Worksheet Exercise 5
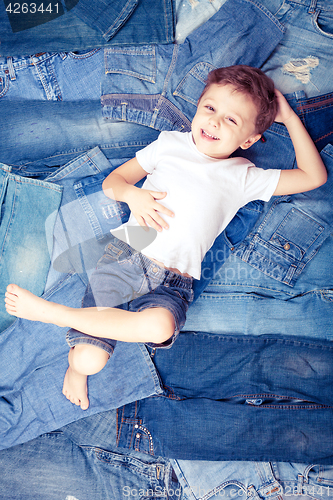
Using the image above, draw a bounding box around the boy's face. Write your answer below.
[191,84,261,159]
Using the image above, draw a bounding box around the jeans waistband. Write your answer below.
[0,162,62,192]
[0,52,67,76]
[111,236,193,290]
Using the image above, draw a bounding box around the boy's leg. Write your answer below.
[63,344,110,411]
[5,284,175,410]
[5,284,175,344]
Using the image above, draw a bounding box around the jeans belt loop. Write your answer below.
[6,57,16,81]
[308,0,317,14]
[297,474,304,494]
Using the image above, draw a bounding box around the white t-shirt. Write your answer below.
[119,131,280,279]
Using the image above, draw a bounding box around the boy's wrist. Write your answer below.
[283,110,299,127]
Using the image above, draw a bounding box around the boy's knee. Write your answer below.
[148,308,175,345]
[69,344,110,376]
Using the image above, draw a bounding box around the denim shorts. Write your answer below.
[66,236,194,354]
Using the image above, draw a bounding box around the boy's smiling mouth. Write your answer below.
[201,129,219,140]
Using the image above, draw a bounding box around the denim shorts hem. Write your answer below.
[137,303,180,349]
[66,329,116,356]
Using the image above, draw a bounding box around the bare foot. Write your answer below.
[62,365,89,410]
[5,284,65,325]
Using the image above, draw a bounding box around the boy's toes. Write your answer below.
[80,397,89,411]
[6,284,19,295]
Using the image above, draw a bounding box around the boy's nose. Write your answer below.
[209,116,219,127]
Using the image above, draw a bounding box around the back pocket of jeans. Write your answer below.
[173,61,216,106]
[104,45,156,83]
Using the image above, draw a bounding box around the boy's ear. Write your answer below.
[240,134,261,150]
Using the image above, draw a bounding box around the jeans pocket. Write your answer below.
[173,61,216,106]
[313,10,333,38]
[307,464,333,485]
[269,208,324,261]
[66,48,101,59]
[104,45,156,83]
[0,72,9,98]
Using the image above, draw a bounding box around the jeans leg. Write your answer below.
[0,99,160,176]
[115,332,333,462]
[0,166,62,332]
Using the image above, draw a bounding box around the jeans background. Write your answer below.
[0,0,333,496]
[0,410,182,500]
[0,0,175,56]
[0,165,62,332]
[260,0,333,98]
[2,410,333,500]
[100,0,285,132]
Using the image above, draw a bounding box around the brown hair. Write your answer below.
[199,65,278,135]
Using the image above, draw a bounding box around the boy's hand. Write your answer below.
[128,187,174,232]
[274,89,295,125]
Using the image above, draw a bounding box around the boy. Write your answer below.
[5,66,327,410]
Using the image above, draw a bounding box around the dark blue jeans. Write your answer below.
[117,331,333,464]
[0,0,175,56]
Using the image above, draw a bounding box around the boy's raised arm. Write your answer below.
[273,90,327,196]
[102,157,174,232]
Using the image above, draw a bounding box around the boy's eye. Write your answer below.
[227,117,237,125]
[205,105,215,112]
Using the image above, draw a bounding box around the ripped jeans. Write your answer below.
[260,0,333,97]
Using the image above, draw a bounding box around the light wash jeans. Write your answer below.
[0,0,175,56]
[260,0,333,97]
[0,410,182,500]
[0,164,62,332]
[174,0,227,43]
[173,459,333,500]
[0,49,105,101]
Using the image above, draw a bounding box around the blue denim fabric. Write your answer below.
[0,410,182,500]
[43,146,119,289]
[0,163,62,332]
[260,0,333,98]
[172,460,333,500]
[234,145,333,287]
[100,0,285,131]
[66,236,194,353]
[0,0,175,56]
[2,410,333,500]
[174,0,227,43]
[0,49,104,101]
[0,272,162,451]
[0,99,160,178]
[116,332,333,463]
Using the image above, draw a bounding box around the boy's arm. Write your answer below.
[273,90,327,196]
[102,157,174,231]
